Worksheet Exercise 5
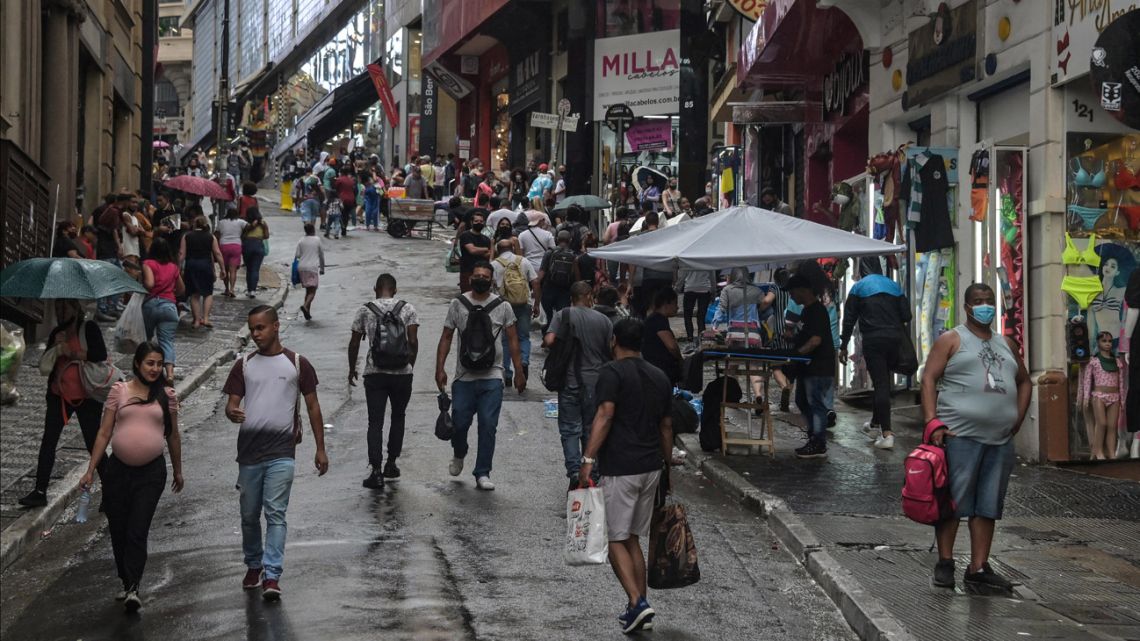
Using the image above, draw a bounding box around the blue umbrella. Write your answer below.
[0,258,147,300]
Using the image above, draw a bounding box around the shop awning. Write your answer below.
[737,0,861,89]
[271,69,376,159]
[710,66,748,122]
[421,0,511,67]
[232,64,275,106]
[731,101,823,124]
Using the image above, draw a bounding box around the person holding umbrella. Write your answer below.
[19,299,110,507]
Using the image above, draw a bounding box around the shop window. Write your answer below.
[159,16,181,38]
[596,0,680,38]
[1063,132,1139,460]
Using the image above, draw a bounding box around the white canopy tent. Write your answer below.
[588,205,904,271]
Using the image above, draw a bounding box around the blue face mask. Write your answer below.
[970,304,996,325]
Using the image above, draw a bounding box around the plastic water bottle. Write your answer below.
[75,489,91,524]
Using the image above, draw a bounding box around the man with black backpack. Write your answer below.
[435,261,526,491]
[537,230,579,332]
[349,273,420,489]
[543,282,613,489]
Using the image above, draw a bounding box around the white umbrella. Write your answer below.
[588,205,904,271]
[628,212,689,233]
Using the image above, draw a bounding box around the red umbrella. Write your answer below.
[164,175,233,200]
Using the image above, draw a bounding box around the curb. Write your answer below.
[0,279,289,573]
[675,433,916,641]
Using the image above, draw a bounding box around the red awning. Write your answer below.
[737,0,862,89]
[421,0,511,67]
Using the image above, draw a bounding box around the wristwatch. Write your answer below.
[581,456,596,465]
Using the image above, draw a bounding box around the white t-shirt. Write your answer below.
[120,214,141,257]
[518,226,555,272]
[294,235,324,273]
[491,251,539,305]
[554,178,566,203]
[217,218,248,245]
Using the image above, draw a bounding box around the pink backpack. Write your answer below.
[901,420,957,525]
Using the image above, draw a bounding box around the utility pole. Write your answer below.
[140,0,157,191]
[214,0,231,175]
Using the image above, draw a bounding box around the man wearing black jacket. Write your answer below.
[839,266,911,450]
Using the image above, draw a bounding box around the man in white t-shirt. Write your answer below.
[435,261,526,491]
[491,240,541,383]
[518,222,555,273]
[349,273,420,489]
[554,165,568,204]
[223,306,329,601]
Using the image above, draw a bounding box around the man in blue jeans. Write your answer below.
[544,282,613,490]
[785,275,836,459]
[435,262,526,491]
[224,306,329,601]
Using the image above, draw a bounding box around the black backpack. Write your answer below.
[546,247,576,288]
[541,308,581,392]
[366,300,411,370]
[457,296,505,372]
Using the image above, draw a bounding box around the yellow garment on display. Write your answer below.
[281,181,294,211]
[720,167,734,194]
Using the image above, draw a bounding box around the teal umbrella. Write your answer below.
[552,195,611,211]
[0,258,147,300]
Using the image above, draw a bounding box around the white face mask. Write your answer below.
[833,194,850,206]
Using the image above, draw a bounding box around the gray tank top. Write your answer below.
[935,325,1020,445]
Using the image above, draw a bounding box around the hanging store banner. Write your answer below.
[510,49,547,116]
[419,74,438,157]
[726,0,764,22]
[903,0,978,109]
[367,63,400,128]
[424,60,474,100]
[625,120,673,151]
[1052,0,1137,86]
[593,30,681,120]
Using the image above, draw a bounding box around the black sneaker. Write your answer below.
[933,559,955,588]
[382,460,401,479]
[827,410,837,428]
[964,563,1013,591]
[18,489,47,508]
[362,472,384,489]
[779,388,791,412]
[794,441,828,459]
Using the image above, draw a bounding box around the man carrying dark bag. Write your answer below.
[647,465,700,590]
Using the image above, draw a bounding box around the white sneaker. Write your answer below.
[860,422,879,440]
[448,457,464,477]
[476,476,495,491]
[873,434,895,450]
[1131,437,1139,459]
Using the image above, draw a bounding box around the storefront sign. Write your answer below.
[1053,0,1138,85]
[593,30,681,120]
[903,0,978,109]
[737,0,795,85]
[1088,8,1140,129]
[460,56,479,75]
[424,61,473,100]
[419,74,438,157]
[625,120,673,151]
[367,63,400,128]
[823,51,868,117]
[509,50,546,116]
[726,0,765,22]
[530,112,579,132]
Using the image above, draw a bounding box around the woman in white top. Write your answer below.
[294,223,326,320]
[215,208,247,298]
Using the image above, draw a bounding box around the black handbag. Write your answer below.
[894,333,919,376]
[434,391,454,441]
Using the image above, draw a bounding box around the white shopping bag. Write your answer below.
[113,294,147,353]
[564,485,608,565]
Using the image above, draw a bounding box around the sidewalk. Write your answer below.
[0,263,286,571]
[678,397,1140,641]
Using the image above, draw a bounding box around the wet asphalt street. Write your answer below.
[0,211,855,641]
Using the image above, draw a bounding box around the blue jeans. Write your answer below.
[365,207,379,228]
[451,379,503,479]
[558,385,597,479]
[242,241,265,293]
[98,258,122,313]
[142,297,179,364]
[502,303,530,379]
[795,376,835,445]
[945,437,1015,519]
[237,458,295,580]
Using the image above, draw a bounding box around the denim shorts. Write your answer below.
[945,437,1015,520]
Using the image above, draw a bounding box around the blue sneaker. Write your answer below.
[618,598,655,634]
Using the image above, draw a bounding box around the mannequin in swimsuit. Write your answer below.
[1089,256,1127,342]
[1077,332,1125,459]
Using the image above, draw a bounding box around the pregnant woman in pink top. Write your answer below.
[80,341,184,613]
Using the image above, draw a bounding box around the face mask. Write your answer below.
[471,278,492,294]
[970,304,996,325]
[833,194,850,206]
[472,223,485,233]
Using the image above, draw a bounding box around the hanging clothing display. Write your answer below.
[969,149,990,222]
[905,153,955,252]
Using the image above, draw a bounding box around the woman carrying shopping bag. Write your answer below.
[79,341,183,613]
[18,300,110,508]
[141,238,184,384]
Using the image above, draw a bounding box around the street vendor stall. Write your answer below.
[589,205,904,455]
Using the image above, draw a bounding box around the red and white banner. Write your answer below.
[367,63,400,129]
